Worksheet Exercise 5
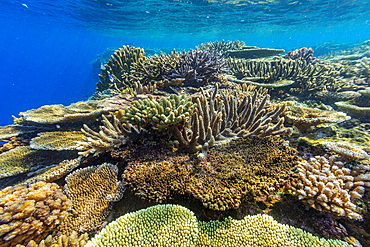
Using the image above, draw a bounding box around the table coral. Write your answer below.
[19,101,105,124]
[335,101,370,118]
[85,204,199,247]
[292,156,370,220]
[0,137,29,154]
[283,101,350,133]
[30,131,85,151]
[0,146,37,179]
[123,136,298,211]
[198,39,246,55]
[54,163,125,236]
[323,141,370,160]
[0,181,71,247]
[84,204,351,247]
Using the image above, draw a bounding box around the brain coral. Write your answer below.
[55,163,125,236]
[0,181,71,247]
[84,204,351,247]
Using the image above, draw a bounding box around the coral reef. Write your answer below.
[335,101,370,118]
[24,158,81,184]
[76,114,144,157]
[283,101,351,133]
[30,131,85,151]
[122,94,196,129]
[284,47,321,64]
[55,163,125,235]
[123,136,298,211]
[323,141,370,160]
[197,214,350,246]
[198,39,246,55]
[227,46,285,59]
[19,231,88,247]
[0,147,38,179]
[96,46,146,92]
[85,204,198,247]
[0,125,50,141]
[0,137,29,154]
[0,181,71,247]
[84,204,351,247]
[292,156,370,220]
[19,101,105,124]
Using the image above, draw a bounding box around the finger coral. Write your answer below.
[0,181,71,247]
[85,204,199,247]
[55,163,125,235]
[292,156,370,220]
[20,231,88,247]
[84,204,351,247]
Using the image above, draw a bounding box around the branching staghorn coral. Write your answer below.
[55,163,125,236]
[96,46,146,92]
[76,114,145,157]
[197,39,246,55]
[171,85,292,155]
[227,58,349,95]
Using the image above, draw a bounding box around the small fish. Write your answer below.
[22,3,28,8]
[100,63,106,70]
[108,74,114,83]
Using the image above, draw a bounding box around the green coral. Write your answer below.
[85,204,351,247]
[122,94,196,129]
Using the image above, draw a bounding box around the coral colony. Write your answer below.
[1,40,370,247]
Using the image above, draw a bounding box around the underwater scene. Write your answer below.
[1,0,370,246]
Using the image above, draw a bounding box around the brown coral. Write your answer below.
[0,182,71,247]
[122,136,298,211]
[55,163,125,236]
[0,137,29,154]
[292,156,370,220]
[20,231,88,247]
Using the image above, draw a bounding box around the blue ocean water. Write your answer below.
[1,0,369,126]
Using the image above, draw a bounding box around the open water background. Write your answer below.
[1,0,370,126]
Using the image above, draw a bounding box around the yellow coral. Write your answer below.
[0,182,71,247]
[85,204,351,247]
[0,147,36,179]
[30,131,85,151]
[18,231,88,247]
[292,156,369,220]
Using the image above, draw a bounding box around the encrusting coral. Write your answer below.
[292,156,370,220]
[84,204,351,247]
[123,136,298,211]
[0,182,71,247]
[54,163,125,236]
